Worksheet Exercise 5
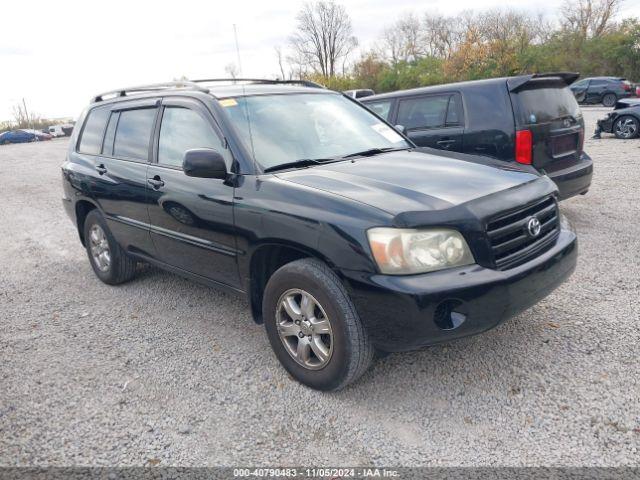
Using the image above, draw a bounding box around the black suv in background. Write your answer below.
[62,79,577,390]
[570,76,633,107]
[362,73,593,200]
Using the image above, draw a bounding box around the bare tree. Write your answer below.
[275,46,287,79]
[225,63,239,79]
[560,0,623,38]
[12,100,39,130]
[378,13,426,64]
[289,1,358,77]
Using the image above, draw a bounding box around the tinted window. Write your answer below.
[158,107,228,168]
[366,100,393,120]
[514,87,581,125]
[397,95,450,130]
[590,80,608,87]
[573,79,588,88]
[78,107,110,154]
[446,94,463,126]
[113,108,156,160]
[101,112,119,156]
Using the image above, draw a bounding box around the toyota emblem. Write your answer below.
[527,217,542,237]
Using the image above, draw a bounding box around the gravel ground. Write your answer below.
[1,107,639,467]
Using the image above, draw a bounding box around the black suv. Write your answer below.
[570,76,633,107]
[362,73,593,200]
[62,79,577,390]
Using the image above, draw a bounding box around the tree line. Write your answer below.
[281,0,640,92]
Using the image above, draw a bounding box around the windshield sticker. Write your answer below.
[371,123,404,143]
[219,98,238,107]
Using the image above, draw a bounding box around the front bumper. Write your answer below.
[597,116,615,133]
[342,228,577,352]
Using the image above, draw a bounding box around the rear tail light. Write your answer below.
[515,129,533,165]
[623,82,631,91]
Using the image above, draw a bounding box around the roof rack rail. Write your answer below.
[92,81,210,103]
[190,78,326,89]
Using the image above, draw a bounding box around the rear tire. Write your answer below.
[263,258,374,391]
[83,210,137,285]
[613,115,639,139]
[602,93,617,107]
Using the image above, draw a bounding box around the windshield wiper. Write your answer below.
[341,147,408,159]
[263,158,334,173]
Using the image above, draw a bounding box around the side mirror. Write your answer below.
[395,125,406,134]
[183,149,227,179]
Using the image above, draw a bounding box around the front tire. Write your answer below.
[613,115,639,139]
[263,258,374,391]
[83,210,137,285]
[602,93,617,107]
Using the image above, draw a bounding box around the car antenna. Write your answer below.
[233,24,258,174]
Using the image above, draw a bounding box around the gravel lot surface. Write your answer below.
[1,107,639,467]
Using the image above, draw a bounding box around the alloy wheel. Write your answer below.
[89,224,111,272]
[276,288,333,370]
[603,94,616,107]
[615,118,638,139]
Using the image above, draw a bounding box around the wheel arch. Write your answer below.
[75,199,100,246]
[247,241,341,324]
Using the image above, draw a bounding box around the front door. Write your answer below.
[146,98,239,288]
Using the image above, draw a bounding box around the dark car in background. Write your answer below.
[570,76,633,107]
[595,98,640,139]
[0,129,37,144]
[362,73,593,200]
[61,79,577,390]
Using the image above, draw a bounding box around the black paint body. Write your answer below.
[62,85,577,352]
[362,75,594,200]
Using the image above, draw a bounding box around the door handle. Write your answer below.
[96,164,107,175]
[147,176,165,189]
[436,139,456,148]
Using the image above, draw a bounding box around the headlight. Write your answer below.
[367,228,475,275]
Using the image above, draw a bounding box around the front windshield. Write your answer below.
[219,92,410,170]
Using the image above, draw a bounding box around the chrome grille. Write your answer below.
[487,196,559,270]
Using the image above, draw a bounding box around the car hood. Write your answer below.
[275,149,540,215]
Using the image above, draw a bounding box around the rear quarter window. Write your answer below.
[513,87,581,125]
[78,107,111,155]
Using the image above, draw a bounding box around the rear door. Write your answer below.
[395,93,464,152]
[77,101,156,256]
[146,97,239,288]
[586,79,608,103]
[510,80,584,172]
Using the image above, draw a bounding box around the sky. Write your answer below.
[1,0,639,122]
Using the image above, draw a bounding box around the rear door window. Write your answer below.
[101,112,119,156]
[113,108,157,161]
[397,95,450,130]
[78,107,111,154]
[365,100,393,120]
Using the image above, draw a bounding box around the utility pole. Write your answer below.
[233,24,242,79]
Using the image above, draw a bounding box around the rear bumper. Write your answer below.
[546,152,593,200]
[342,228,577,352]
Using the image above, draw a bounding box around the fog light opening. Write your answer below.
[434,300,466,330]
